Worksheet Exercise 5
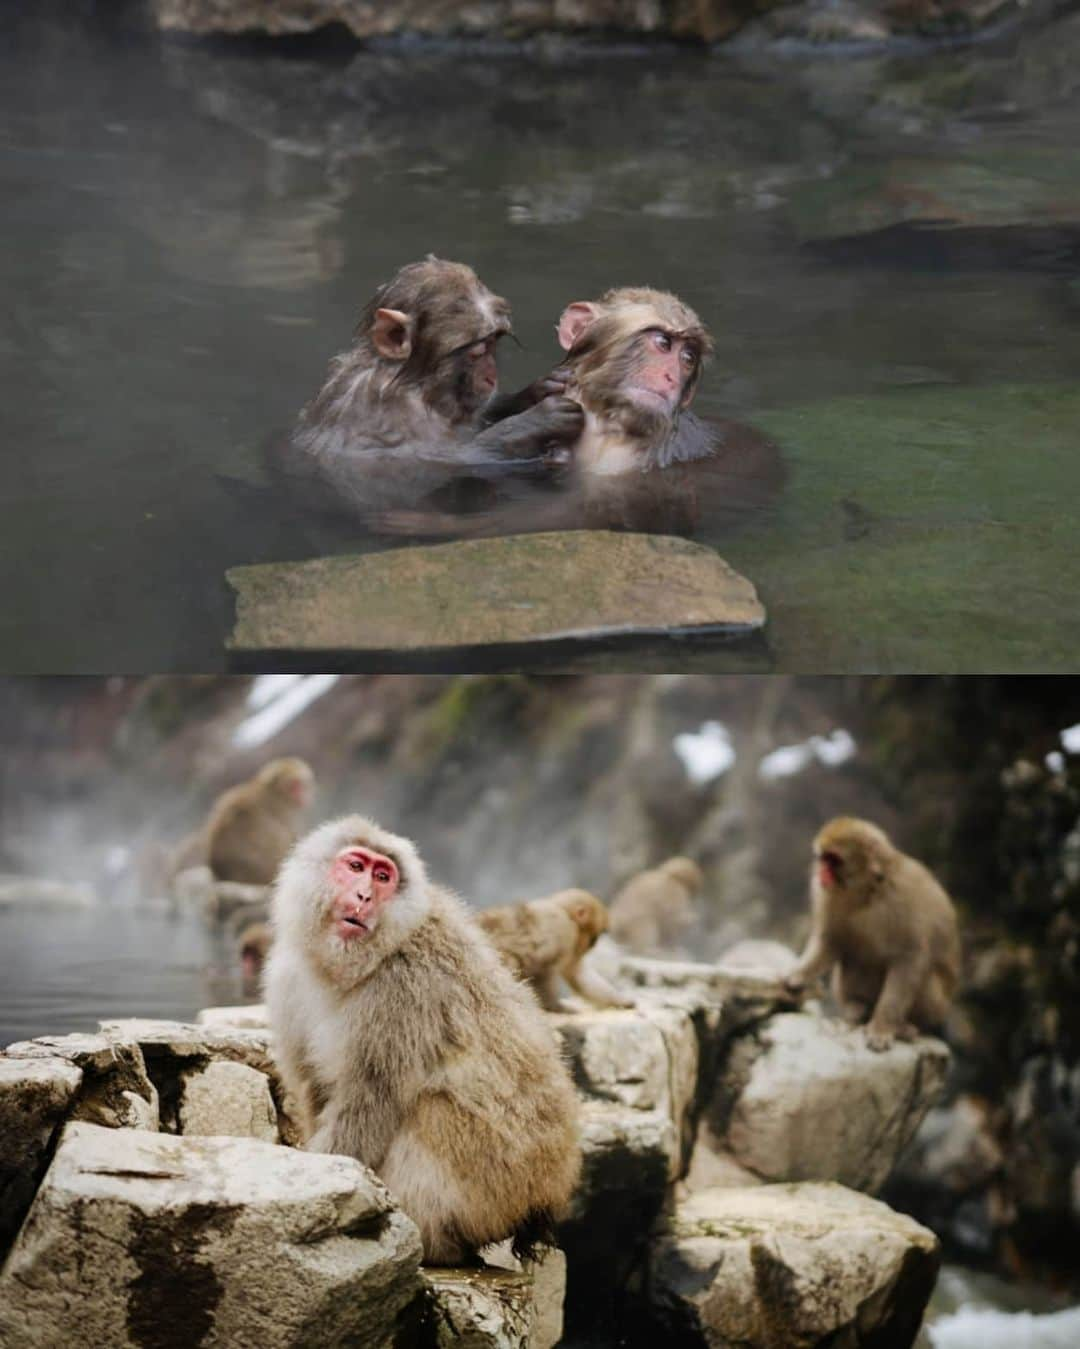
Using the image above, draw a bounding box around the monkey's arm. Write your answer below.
[482,370,570,424]
[563,960,634,1010]
[784,930,834,994]
[472,395,583,460]
[865,951,929,1051]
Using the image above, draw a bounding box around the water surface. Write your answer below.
[2,5,1079,670]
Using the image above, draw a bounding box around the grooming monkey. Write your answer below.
[479,889,634,1011]
[379,285,783,537]
[264,816,581,1264]
[608,856,705,955]
[272,256,582,517]
[785,817,961,1051]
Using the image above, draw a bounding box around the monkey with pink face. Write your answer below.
[264,815,581,1265]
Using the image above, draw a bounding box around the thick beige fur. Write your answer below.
[608,857,704,955]
[786,816,961,1050]
[265,815,582,1263]
[479,889,632,1011]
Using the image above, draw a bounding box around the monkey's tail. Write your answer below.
[511,1207,559,1263]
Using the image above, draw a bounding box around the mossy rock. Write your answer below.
[226,531,765,669]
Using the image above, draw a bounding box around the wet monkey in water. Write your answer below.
[380,286,784,537]
[271,256,583,517]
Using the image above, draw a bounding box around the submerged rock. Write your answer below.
[696,1009,950,1193]
[648,1182,940,1348]
[226,533,765,666]
[0,1122,423,1349]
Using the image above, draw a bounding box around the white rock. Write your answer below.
[716,939,799,977]
[425,1247,566,1349]
[196,1004,270,1029]
[649,1182,940,1348]
[0,1122,423,1349]
[179,1060,279,1142]
[699,1009,949,1193]
[0,1057,82,1254]
[5,1032,159,1132]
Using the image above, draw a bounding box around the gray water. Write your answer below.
[2,5,1080,671]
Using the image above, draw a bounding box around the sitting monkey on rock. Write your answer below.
[265,816,581,1265]
[785,817,961,1051]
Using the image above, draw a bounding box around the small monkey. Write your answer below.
[785,817,961,1052]
[206,757,315,886]
[264,816,581,1264]
[608,856,705,955]
[272,256,582,518]
[238,921,272,985]
[478,889,634,1011]
[379,287,782,538]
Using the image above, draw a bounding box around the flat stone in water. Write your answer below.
[226,531,765,663]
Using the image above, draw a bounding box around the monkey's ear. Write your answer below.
[372,308,415,361]
[557,302,600,352]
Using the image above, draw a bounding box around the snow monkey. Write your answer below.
[478,889,634,1011]
[608,856,705,955]
[205,757,315,886]
[272,256,583,517]
[377,286,784,538]
[264,815,582,1264]
[784,817,961,1051]
[162,757,315,893]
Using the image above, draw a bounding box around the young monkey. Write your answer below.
[479,889,634,1011]
[785,817,961,1051]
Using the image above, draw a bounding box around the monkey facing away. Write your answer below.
[271,256,583,518]
[608,856,705,956]
[206,757,315,887]
[784,817,961,1052]
[161,757,314,896]
[379,286,783,539]
[478,889,633,1011]
[264,815,582,1264]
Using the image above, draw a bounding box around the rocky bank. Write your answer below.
[1,951,947,1347]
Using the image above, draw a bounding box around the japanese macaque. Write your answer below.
[205,758,315,887]
[271,256,583,517]
[478,889,634,1011]
[238,921,271,984]
[608,856,705,955]
[264,816,582,1264]
[379,287,783,538]
[784,817,961,1051]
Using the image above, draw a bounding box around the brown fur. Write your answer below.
[206,757,314,887]
[238,921,272,982]
[377,287,783,539]
[274,256,582,516]
[265,816,582,1265]
[608,856,705,955]
[479,889,633,1011]
[785,817,961,1051]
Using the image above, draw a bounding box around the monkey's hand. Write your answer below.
[864,1026,895,1053]
[485,369,570,422]
[473,397,584,464]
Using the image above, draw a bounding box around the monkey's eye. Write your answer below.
[374,867,392,883]
[348,857,366,872]
[466,340,492,360]
[650,330,673,353]
[680,348,698,371]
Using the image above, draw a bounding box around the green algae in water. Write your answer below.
[720,382,1080,672]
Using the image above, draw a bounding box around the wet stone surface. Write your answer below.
[227,531,766,667]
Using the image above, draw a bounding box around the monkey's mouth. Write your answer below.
[336,914,371,939]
